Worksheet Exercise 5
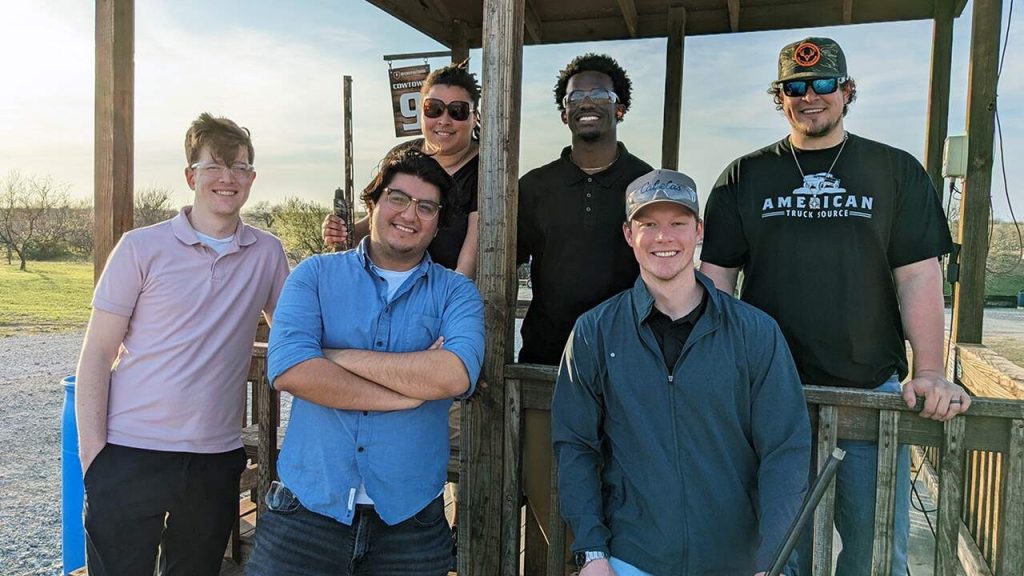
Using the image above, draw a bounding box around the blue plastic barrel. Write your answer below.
[61,375,85,574]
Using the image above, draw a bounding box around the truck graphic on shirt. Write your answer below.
[792,172,846,195]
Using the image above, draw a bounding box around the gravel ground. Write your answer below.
[0,331,85,576]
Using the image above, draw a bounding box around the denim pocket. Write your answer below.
[411,496,446,528]
[265,481,301,514]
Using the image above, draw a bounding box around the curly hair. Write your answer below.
[184,112,254,165]
[553,53,632,114]
[361,146,456,228]
[421,60,481,110]
[768,77,858,117]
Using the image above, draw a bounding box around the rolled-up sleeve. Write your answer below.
[439,275,485,399]
[551,316,611,554]
[267,257,326,387]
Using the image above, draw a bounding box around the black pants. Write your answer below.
[83,443,247,576]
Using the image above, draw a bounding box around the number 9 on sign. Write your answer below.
[400,93,421,132]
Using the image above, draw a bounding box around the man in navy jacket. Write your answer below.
[552,169,810,576]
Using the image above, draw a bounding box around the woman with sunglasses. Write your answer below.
[324,61,481,279]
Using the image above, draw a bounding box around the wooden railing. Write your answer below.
[242,344,1024,575]
[917,343,1024,575]
[504,362,1024,576]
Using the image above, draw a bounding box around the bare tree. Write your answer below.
[134,187,176,228]
[0,171,73,270]
[275,196,330,264]
[243,200,282,233]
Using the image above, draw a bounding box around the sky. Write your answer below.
[1,0,1021,221]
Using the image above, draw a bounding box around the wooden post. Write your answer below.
[460,0,524,574]
[870,411,899,576]
[661,6,686,170]
[936,417,966,576]
[813,405,839,576]
[924,0,955,197]
[94,0,134,282]
[451,19,470,64]
[997,420,1024,576]
[951,0,1002,345]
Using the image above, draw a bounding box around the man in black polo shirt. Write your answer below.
[517,53,653,569]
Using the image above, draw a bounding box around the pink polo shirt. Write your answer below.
[92,207,289,453]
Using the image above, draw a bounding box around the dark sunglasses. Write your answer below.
[778,77,846,97]
[422,98,473,121]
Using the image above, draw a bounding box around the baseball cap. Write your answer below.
[625,169,699,221]
[777,37,847,81]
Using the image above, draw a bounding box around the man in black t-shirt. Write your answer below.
[701,37,968,576]
[517,54,653,572]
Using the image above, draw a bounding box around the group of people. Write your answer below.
[76,36,969,576]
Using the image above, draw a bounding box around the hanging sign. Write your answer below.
[388,64,430,137]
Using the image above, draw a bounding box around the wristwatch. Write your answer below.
[575,550,609,569]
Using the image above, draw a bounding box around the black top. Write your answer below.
[517,143,653,365]
[393,138,479,270]
[645,288,708,371]
[702,133,953,389]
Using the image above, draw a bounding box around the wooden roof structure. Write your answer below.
[92,1,1010,574]
[368,0,968,45]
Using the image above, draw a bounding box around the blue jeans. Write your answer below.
[247,482,451,576]
[796,376,910,576]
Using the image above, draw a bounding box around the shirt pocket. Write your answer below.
[404,314,442,351]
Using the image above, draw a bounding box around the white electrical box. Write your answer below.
[942,134,968,178]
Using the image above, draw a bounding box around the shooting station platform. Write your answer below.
[89,0,1022,574]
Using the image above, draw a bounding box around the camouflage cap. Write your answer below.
[777,37,847,81]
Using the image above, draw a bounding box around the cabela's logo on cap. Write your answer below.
[636,179,692,199]
[793,42,821,67]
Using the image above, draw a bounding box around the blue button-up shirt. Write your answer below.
[267,239,485,525]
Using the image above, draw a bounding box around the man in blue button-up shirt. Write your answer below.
[248,147,485,576]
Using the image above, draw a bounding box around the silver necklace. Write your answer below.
[573,151,620,173]
[789,132,848,187]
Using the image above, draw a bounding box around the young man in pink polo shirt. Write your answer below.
[75,113,289,576]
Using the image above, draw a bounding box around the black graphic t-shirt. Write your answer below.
[702,133,953,389]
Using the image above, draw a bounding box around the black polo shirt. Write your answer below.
[645,288,708,371]
[516,143,653,365]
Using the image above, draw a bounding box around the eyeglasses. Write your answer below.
[777,77,847,98]
[563,88,619,108]
[384,188,443,220]
[190,162,255,180]
[422,98,473,122]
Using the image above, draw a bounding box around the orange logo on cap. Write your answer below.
[793,42,821,67]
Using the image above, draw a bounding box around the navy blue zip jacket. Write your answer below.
[552,271,810,575]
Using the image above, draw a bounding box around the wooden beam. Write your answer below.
[936,417,966,576]
[451,19,470,63]
[94,0,134,283]
[843,0,854,23]
[365,0,453,47]
[870,410,899,575]
[813,405,839,576]
[924,0,955,196]
[951,0,1002,345]
[616,0,640,37]
[997,420,1024,575]
[727,0,740,32]
[461,1,524,575]
[524,0,543,44]
[661,6,686,170]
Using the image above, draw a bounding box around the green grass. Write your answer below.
[0,261,93,337]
